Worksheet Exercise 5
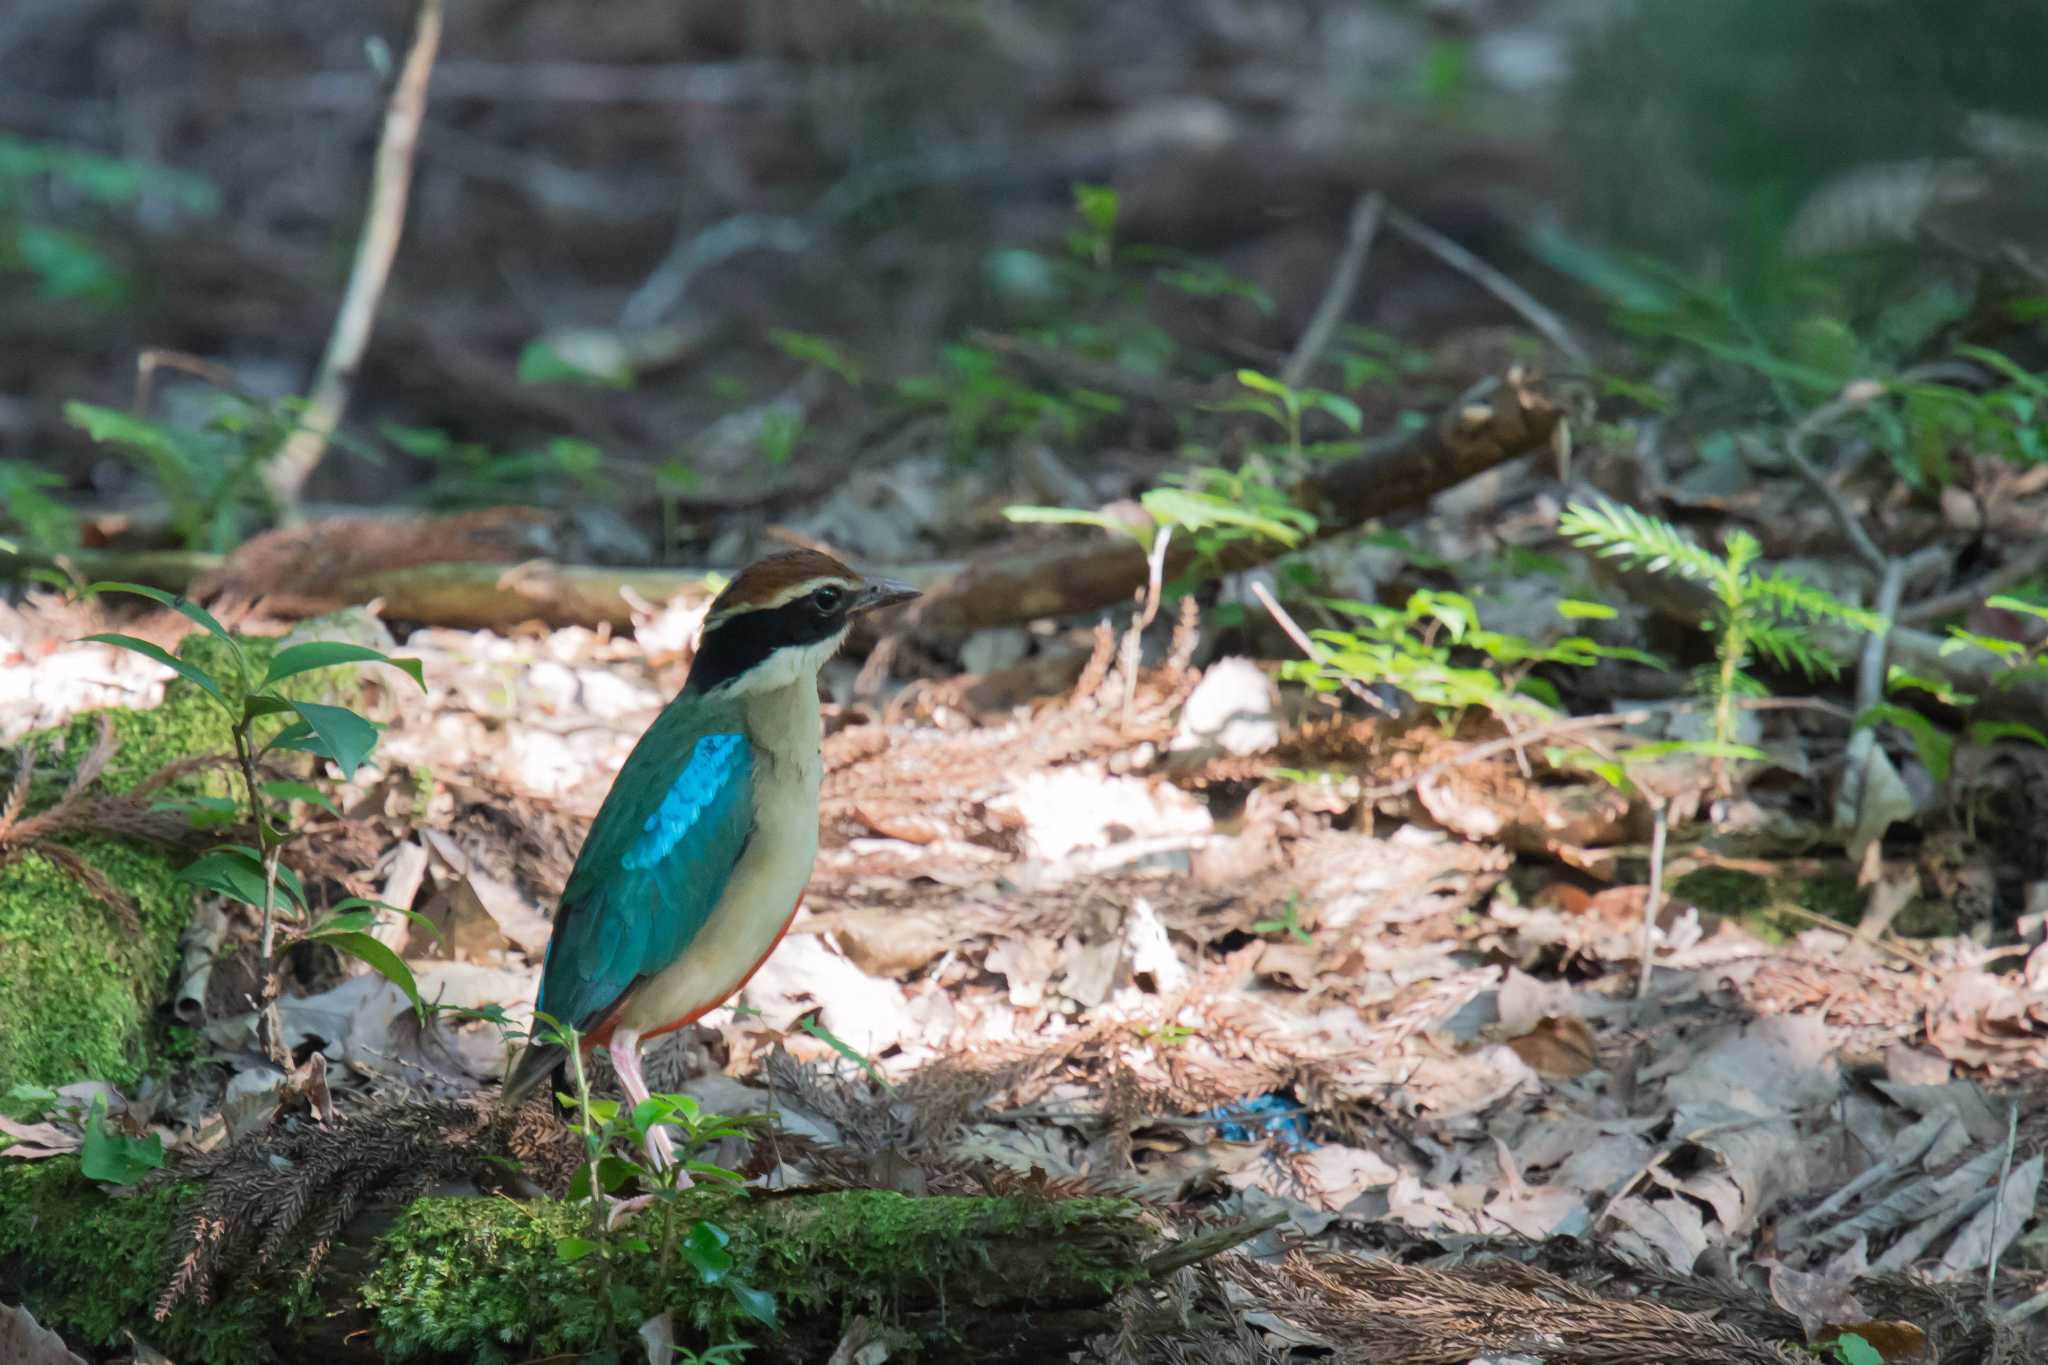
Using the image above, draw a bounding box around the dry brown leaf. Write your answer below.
[1826,1321,1928,1362]
[1766,1260,1868,1342]
[1504,1015,1598,1079]
[0,1115,78,1159]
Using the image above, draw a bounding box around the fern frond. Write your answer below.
[1745,620,1845,679]
[1747,571,1885,630]
[1558,501,1722,583]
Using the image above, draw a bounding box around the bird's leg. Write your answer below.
[607,1028,680,1176]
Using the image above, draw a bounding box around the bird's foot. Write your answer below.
[645,1121,678,1172]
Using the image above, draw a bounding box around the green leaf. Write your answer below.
[1,1083,58,1119]
[555,1236,599,1264]
[683,1220,735,1283]
[1966,720,2048,751]
[1858,703,1954,784]
[1072,182,1119,236]
[78,634,231,711]
[79,1095,164,1185]
[1556,599,1618,621]
[1985,594,2048,623]
[728,1281,778,1328]
[796,1017,891,1088]
[176,847,305,910]
[261,780,339,815]
[260,641,426,692]
[1002,504,1149,548]
[283,700,381,779]
[87,581,243,665]
[305,931,422,1015]
[1310,392,1363,433]
[329,896,446,944]
[1832,1333,1883,1365]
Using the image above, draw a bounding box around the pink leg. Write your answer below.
[607,1028,678,1173]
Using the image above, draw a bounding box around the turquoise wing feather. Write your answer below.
[535,701,755,1035]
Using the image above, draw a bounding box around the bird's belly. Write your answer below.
[619,810,816,1034]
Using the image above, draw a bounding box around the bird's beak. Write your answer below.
[850,577,920,617]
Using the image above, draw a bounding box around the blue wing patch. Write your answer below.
[623,732,748,871]
[536,729,754,1033]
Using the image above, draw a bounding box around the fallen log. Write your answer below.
[0,1156,1273,1364]
[1,369,1560,634]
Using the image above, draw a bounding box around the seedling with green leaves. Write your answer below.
[1288,588,1661,724]
[83,582,429,1060]
[1558,500,1885,753]
[537,1014,777,1354]
[1209,368,1363,462]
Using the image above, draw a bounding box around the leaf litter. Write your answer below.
[3,581,2045,1363]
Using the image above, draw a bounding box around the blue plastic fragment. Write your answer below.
[1201,1092,1313,1151]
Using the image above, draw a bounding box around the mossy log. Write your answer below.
[0,625,378,1087]
[0,1158,1223,1364]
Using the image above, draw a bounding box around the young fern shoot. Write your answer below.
[1557,501,1885,753]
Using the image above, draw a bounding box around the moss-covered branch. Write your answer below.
[1,1158,1186,1364]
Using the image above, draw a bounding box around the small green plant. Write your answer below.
[1209,369,1363,461]
[1067,182,1120,269]
[66,399,306,554]
[1828,1332,1883,1365]
[1006,461,1316,576]
[0,135,218,306]
[1292,588,1661,723]
[0,460,78,553]
[1558,500,1885,749]
[536,1014,776,1354]
[753,408,803,466]
[383,425,610,509]
[83,583,430,1056]
[1251,892,1313,943]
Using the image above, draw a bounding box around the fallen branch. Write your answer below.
[914,366,1564,632]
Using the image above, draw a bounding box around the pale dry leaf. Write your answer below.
[983,935,1061,1008]
[742,933,916,1056]
[1766,1260,1868,1342]
[1936,1151,2041,1278]
[1607,1194,1711,1273]
[0,1115,78,1159]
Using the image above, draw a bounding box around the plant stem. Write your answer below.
[233,724,289,1065]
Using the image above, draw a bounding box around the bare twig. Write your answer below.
[1637,800,1668,999]
[262,0,443,521]
[1902,538,2048,625]
[1250,581,1387,713]
[1121,527,1172,726]
[1281,191,1384,389]
[1782,389,1890,577]
[1384,205,1588,366]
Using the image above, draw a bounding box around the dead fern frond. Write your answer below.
[148,1096,573,1320]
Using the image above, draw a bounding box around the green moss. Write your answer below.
[0,629,315,1089]
[366,1188,1146,1363]
[1,1160,1150,1364]
[0,1160,276,1365]
[1674,867,1871,945]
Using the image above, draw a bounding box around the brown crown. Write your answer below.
[709,548,860,616]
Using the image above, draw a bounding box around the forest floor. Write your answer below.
[4,535,2045,1362]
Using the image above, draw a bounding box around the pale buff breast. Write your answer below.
[617,677,823,1034]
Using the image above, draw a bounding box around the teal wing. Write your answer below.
[534,703,755,1036]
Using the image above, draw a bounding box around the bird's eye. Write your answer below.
[812,584,846,613]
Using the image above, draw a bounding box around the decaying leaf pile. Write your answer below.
[3,562,2046,1364]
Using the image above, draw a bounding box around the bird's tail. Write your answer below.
[498,1038,569,1113]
